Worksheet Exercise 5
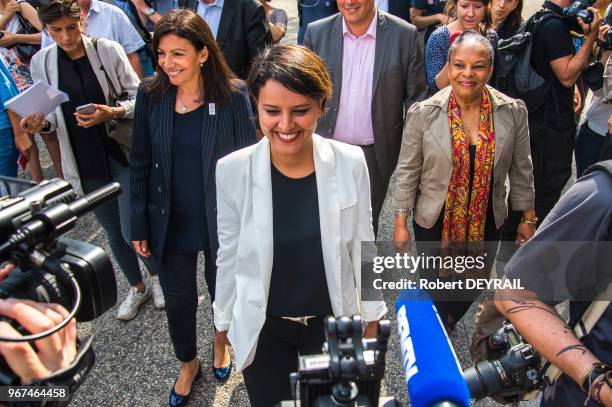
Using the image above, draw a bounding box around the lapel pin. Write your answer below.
[209,103,216,116]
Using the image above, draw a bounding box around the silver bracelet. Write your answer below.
[395,208,410,217]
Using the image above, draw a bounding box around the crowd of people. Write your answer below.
[0,0,611,406]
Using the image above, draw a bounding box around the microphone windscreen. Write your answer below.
[395,289,471,407]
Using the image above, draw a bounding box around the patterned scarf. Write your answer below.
[442,89,495,254]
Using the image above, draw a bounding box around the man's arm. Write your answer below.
[495,294,612,406]
[410,7,447,29]
[127,51,144,79]
[245,1,272,62]
[550,9,601,88]
[495,171,612,405]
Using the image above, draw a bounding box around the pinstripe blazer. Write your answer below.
[130,83,256,265]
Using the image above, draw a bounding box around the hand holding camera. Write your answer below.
[0,297,76,385]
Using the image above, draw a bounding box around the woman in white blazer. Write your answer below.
[20,0,160,321]
[214,45,388,407]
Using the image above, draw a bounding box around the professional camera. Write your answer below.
[281,316,397,407]
[563,0,596,24]
[463,321,544,404]
[0,177,120,386]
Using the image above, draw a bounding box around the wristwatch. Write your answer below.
[145,7,156,16]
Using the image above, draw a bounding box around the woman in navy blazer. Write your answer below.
[129,10,255,407]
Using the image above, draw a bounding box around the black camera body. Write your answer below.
[463,322,543,404]
[563,0,596,24]
[284,316,394,407]
[0,178,120,386]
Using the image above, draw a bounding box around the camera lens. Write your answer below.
[463,360,505,400]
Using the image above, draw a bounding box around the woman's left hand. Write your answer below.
[74,104,115,128]
[363,321,378,339]
[516,222,536,246]
[0,31,17,48]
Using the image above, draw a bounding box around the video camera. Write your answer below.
[463,321,544,404]
[281,316,397,407]
[0,177,120,386]
[563,0,596,24]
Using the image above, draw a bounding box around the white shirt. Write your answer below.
[41,0,144,54]
[375,0,388,13]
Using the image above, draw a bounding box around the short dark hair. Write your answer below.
[447,31,495,66]
[38,0,80,26]
[247,45,333,109]
[144,9,238,103]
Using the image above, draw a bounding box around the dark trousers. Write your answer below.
[360,144,390,237]
[500,120,575,242]
[243,317,326,407]
[413,213,499,329]
[81,157,157,286]
[575,121,606,177]
[157,246,215,362]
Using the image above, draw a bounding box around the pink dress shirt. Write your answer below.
[333,13,377,146]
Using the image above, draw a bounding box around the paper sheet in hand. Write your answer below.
[3,81,69,117]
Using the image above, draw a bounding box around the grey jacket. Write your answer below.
[394,85,535,229]
[304,11,427,180]
[30,36,139,193]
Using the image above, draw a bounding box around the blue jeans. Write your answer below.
[80,157,156,286]
[0,127,18,177]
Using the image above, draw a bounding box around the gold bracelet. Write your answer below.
[520,216,538,226]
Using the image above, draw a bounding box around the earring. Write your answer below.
[200,62,204,67]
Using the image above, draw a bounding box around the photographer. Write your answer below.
[500,0,602,242]
[576,13,612,175]
[0,262,77,387]
[495,163,612,406]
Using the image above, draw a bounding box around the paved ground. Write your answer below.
[24,1,566,406]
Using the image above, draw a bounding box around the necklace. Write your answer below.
[177,92,194,113]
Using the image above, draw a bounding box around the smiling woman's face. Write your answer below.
[448,40,493,101]
[456,0,487,30]
[257,79,323,162]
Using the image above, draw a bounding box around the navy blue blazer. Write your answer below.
[130,83,256,265]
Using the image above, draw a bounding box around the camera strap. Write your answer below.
[5,336,96,407]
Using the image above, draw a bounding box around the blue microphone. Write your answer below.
[395,289,471,407]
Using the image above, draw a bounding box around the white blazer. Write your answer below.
[214,135,388,371]
[30,35,140,194]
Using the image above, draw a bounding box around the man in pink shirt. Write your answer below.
[304,0,427,235]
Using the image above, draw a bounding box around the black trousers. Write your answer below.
[413,212,499,330]
[500,119,575,242]
[157,246,215,362]
[242,317,326,407]
[360,144,390,237]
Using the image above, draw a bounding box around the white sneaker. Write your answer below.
[150,275,165,309]
[117,286,151,321]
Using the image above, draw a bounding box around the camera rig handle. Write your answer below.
[0,182,121,260]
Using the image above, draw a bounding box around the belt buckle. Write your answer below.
[282,316,315,326]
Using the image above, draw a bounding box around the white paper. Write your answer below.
[3,81,69,117]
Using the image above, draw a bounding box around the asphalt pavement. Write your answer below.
[31,1,557,406]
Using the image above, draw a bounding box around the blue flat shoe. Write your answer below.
[169,361,202,407]
[212,342,232,382]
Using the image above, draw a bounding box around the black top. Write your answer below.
[415,145,497,241]
[267,165,333,317]
[57,47,126,179]
[496,18,519,40]
[531,1,576,127]
[165,107,208,252]
[412,0,448,45]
